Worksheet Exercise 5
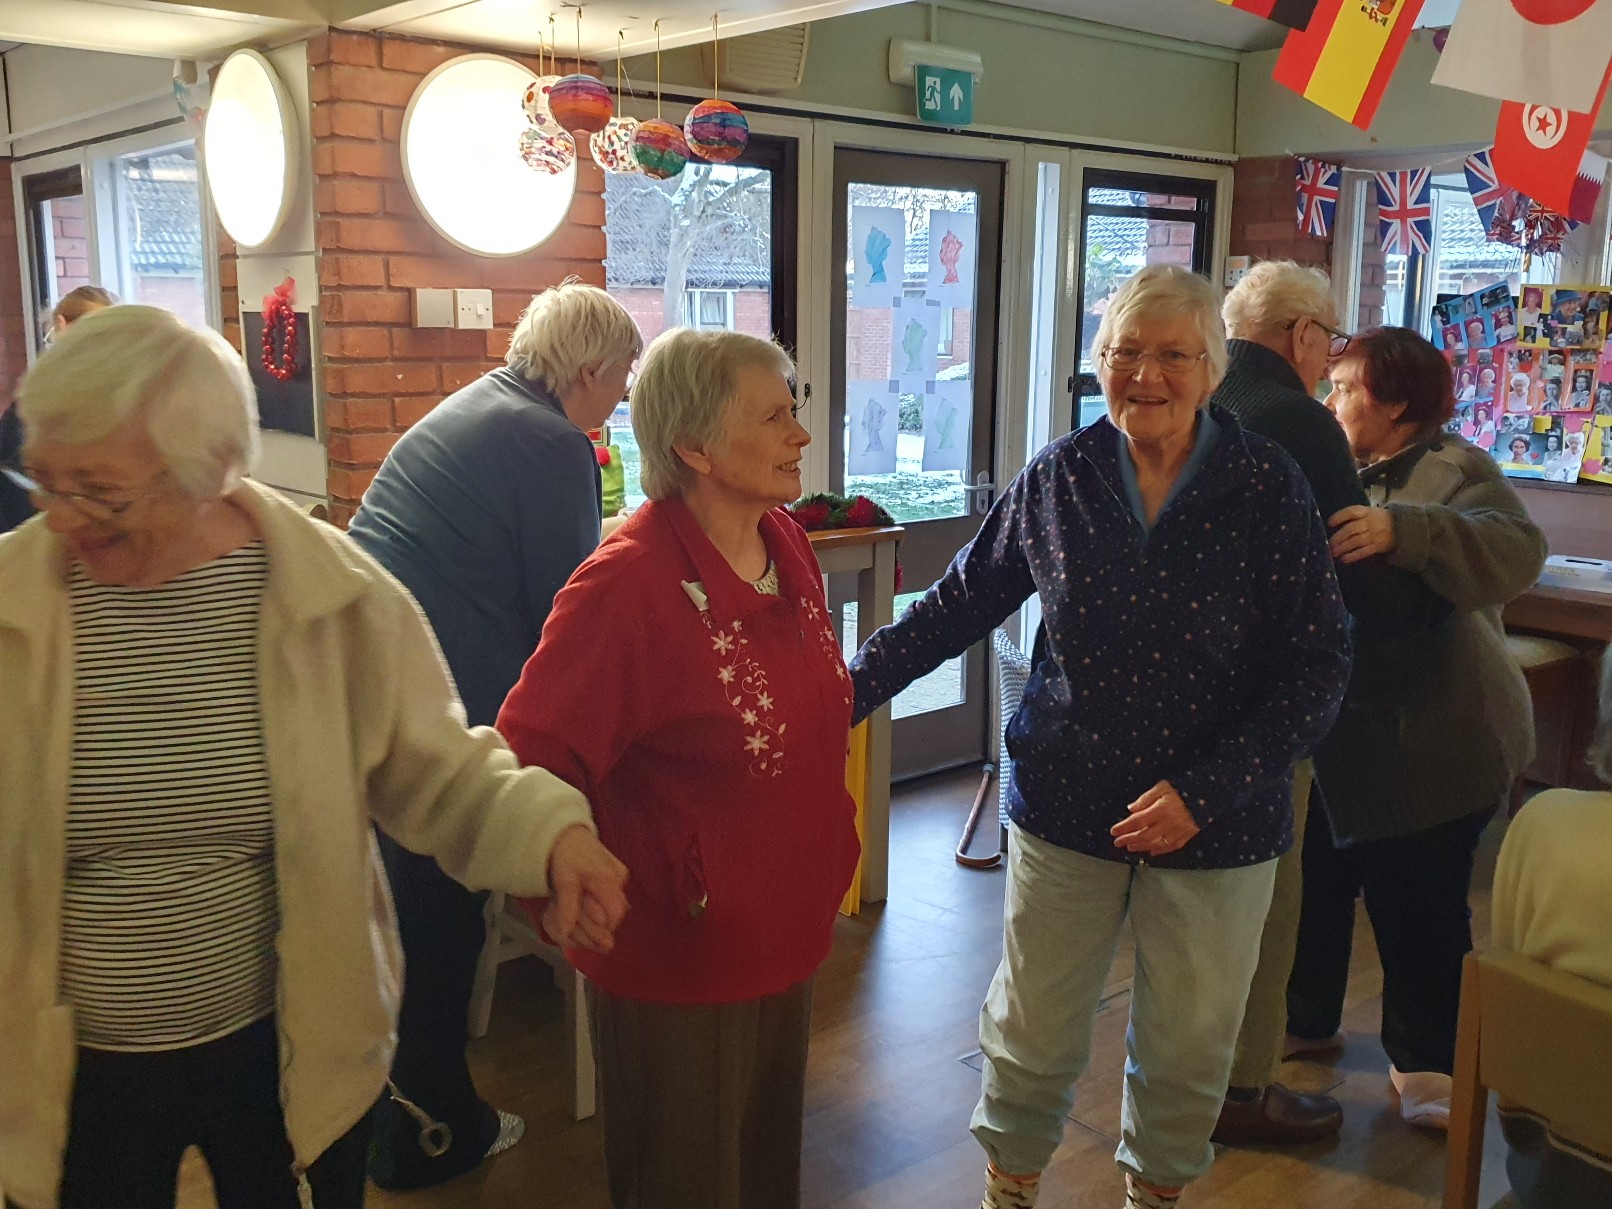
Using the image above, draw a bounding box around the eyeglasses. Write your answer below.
[1099,346,1209,376]
[1289,317,1352,358]
[16,468,170,523]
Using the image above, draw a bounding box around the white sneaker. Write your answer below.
[1124,1173,1181,1209]
[1389,1066,1452,1130]
[484,1110,525,1158]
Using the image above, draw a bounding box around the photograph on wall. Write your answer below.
[243,306,317,439]
[921,380,972,474]
[1580,414,1612,483]
[1567,350,1600,410]
[1506,346,1540,415]
[924,209,978,308]
[1518,285,1547,347]
[845,379,901,476]
[850,206,905,309]
[891,295,940,389]
[1481,283,1519,344]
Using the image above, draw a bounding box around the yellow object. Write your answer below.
[840,722,869,916]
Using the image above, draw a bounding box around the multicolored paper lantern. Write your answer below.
[521,75,563,134]
[548,73,614,134]
[589,116,642,174]
[632,118,690,180]
[683,98,748,164]
[518,126,576,175]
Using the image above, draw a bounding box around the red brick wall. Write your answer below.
[308,30,606,525]
[1356,191,1387,330]
[1228,157,1331,269]
[612,285,772,346]
[0,161,28,411]
[50,195,93,300]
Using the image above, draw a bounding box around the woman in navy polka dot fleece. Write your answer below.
[850,265,1351,1209]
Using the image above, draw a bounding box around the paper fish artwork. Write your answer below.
[925,210,978,307]
[845,381,900,476]
[850,206,905,308]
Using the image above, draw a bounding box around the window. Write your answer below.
[684,288,735,330]
[20,167,87,350]
[104,142,210,332]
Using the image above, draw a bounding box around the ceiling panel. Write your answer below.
[0,0,316,59]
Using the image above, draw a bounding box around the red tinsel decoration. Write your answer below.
[261,277,298,382]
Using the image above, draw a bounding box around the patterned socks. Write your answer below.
[981,1163,1041,1209]
[1124,1173,1182,1209]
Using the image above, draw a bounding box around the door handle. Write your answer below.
[961,471,995,515]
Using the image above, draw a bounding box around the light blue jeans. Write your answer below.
[970,826,1277,1188]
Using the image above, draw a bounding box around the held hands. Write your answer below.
[543,824,629,954]
[1328,505,1397,564]
[1110,780,1200,857]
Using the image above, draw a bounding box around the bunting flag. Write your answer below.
[1374,168,1433,255]
[1295,157,1341,236]
[1432,0,1612,113]
[1491,61,1612,224]
[1463,150,1507,228]
[1215,0,1319,30]
[1272,0,1427,130]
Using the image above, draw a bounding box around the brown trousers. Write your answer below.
[587,979,814,1209]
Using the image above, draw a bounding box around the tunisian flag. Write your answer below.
[1433,0,1612,112]
[1491,60,1612,223]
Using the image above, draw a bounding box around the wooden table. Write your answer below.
[809,525,904,905]
[1504,581,1612,644]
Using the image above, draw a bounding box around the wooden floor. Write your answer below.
[179,768,1516,1208]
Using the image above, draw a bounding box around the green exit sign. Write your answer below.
[916,64,972,127]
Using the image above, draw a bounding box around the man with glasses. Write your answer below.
[1208,260,1452,1148]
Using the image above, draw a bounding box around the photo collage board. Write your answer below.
[1436,283,1612,485]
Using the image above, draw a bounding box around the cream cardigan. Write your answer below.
[0,481,594,1208]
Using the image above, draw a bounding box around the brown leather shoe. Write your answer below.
[1211,1082,1343,1146]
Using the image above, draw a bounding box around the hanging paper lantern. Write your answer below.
[518,126,576,175]
[521,75,564,134]
[683,98,748,164]
[548,73,614,134]
[632,118,690,180]
[590,116,642,174]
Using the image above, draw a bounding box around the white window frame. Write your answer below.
[11,119,220,364]
[684,287,736,331]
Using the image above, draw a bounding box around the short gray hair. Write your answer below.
[631,328,795,501]
[1591,645,1612,783]
[1223,260,1336,340]
[18,304,259,497]
[505,280,642,394]
[1093,264,1228,388]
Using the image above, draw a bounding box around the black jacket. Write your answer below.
[1210,340,1452,638]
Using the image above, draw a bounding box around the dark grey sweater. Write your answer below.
[1313,434,1546,843]
[1211,341,1452,639]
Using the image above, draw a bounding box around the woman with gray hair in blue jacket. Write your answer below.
[851,265,1351,1209]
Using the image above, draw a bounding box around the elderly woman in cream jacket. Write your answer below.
[0,306,628,1209]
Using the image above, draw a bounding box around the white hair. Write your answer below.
[631,328,795,501]
[504,279,643,394]
[1093,264,1228,388]
[18,304,259,497]
[1222,260,1337,340]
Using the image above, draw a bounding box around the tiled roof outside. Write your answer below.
[123,151,203,275]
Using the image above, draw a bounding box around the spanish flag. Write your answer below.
[1273,0,1426,130]
[1216,0,1318,31]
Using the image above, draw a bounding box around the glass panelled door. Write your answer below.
[20,165,89,355]
[830,149,1003,779]
[1072,169,1217,430]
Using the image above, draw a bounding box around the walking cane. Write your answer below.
[955,761,1002,869]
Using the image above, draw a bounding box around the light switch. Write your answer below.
[454,288,494,330]
[412,288,454,328]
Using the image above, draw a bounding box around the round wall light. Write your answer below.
[203,50,299,249]
[402,54,578,258]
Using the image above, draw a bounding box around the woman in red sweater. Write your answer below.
[497,328,859,1209]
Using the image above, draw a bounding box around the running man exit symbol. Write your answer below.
[915,65,973,127]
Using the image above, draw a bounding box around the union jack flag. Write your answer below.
[1373,168,1432,256]
[1464,149,1519,236]
[1295,157,1341,237]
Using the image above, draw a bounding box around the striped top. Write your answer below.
[62,542,279,1051]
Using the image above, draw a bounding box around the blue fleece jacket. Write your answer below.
[851,406,1351,869]
[347,367,601,728]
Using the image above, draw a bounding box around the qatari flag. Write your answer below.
[1215,0,1320,31]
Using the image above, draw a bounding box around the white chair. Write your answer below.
[468,892,596,1121]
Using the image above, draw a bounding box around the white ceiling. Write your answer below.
[0,0,1470,65]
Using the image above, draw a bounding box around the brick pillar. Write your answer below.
[306,30,607,525]
[1356,191,1388,330]
[1228,155,1332,269]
